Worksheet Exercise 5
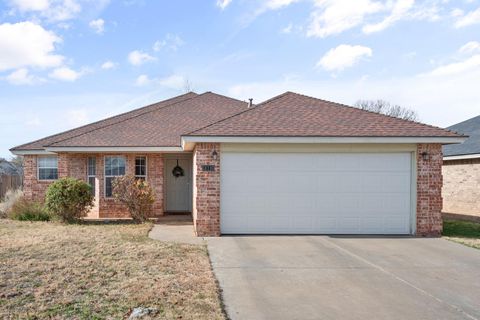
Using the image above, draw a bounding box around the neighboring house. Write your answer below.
[10,91,464,236]
[0,158,23,199]
[443,115,480,217]
[0,159,21,176]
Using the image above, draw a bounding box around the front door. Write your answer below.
[165,157,192,212]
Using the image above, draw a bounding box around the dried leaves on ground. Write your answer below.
[0,220,224,319]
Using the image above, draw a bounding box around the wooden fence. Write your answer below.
[0,174,22,200]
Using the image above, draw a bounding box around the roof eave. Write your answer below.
[45,146,184,153]
[10,149,56,155]
[443,153,480,161]
[181,135,466,149]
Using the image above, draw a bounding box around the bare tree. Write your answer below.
[354,100,419,122]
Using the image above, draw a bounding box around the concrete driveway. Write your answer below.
[207,236,480,320]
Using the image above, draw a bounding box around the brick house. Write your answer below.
[443,115,480,217]
[11,91,465,236]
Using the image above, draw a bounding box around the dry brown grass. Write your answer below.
[0,220,224,319]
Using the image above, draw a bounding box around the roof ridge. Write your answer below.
[11,92,197,151]
[183,91,292,136]
[202,91,248,104]
[46,92,206,147]
[285,91,465,137]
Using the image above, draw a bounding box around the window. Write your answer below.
[87,157,96,196]
[104,156,125,197]
[135,156,147,181]
[38,156,58,180]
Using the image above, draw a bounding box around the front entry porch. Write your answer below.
[164,154,193,214]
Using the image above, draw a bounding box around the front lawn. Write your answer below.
[0,220,224,319]
[443,219,480,249]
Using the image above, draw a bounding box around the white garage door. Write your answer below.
[220,152,412,234]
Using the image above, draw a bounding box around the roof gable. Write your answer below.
[41,92,247,148]
[188,92,460,138]
[11,92,199,151]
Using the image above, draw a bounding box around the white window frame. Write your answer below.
[87,157,96,197]
[104,156,126,198]
[37,156,58,181]
[135,156,147,180]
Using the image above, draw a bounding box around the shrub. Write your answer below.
[8,197,50,221]
[0,189,23,218]
[45,177,94,223]
[112,175,155,223]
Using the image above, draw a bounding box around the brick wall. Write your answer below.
[442,158,480,217]
[22,153,164,219]
[416,143,443,236]
[193,143,220,236]
[23,155,51,202]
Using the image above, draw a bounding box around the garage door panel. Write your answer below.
[221,152,412,235]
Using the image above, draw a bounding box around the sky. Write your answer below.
[1,0,480,159]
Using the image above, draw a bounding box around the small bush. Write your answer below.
[0,189,23,218]
[45,177,94,223]
[113,175,155,223]
[8,197,50,221]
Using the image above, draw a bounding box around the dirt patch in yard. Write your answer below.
[0,220,224,319]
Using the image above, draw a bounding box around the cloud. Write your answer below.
[25,115,42,127]
[362,0,414,34]
[128,50,156,66]
[9,0,82,22]
[153,34,185,52]
[419,41,480,77]
[66,108,89,127]
[135,74,150,86]
[46,0,81,21]
[281,23,293,34]
[101,60,116,69]
[49,66,83,81]
[89,18,105,34]
[5,68,43,85]
[317,44,372,72]
[158,74,185,90]
[134,73,186,89]
[10,0,49,11]
[216,0,232,10]
[241,0,298,26]
[455,7,480,28]
[262,0,299,11]
[0,21,64,72]
[451,8,464,18]
[458,41,480,54]
[307,0,383,38]
[424,55,480,77]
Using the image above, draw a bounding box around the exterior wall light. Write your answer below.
[212,150,218,160]
[421,151,429,161]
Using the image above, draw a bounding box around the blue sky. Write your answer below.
[1,0,480,158]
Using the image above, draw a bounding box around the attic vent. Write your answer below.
[248,98,253,108]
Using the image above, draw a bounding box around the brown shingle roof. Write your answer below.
[12,92,248,150]
[187,92,461,138]
[11,92,199,151]
[12,91,462,152]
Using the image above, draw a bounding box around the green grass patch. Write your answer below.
[443,219,480,249]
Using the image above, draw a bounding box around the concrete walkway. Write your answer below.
[148,215,204,245]
[207,236,480,320]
